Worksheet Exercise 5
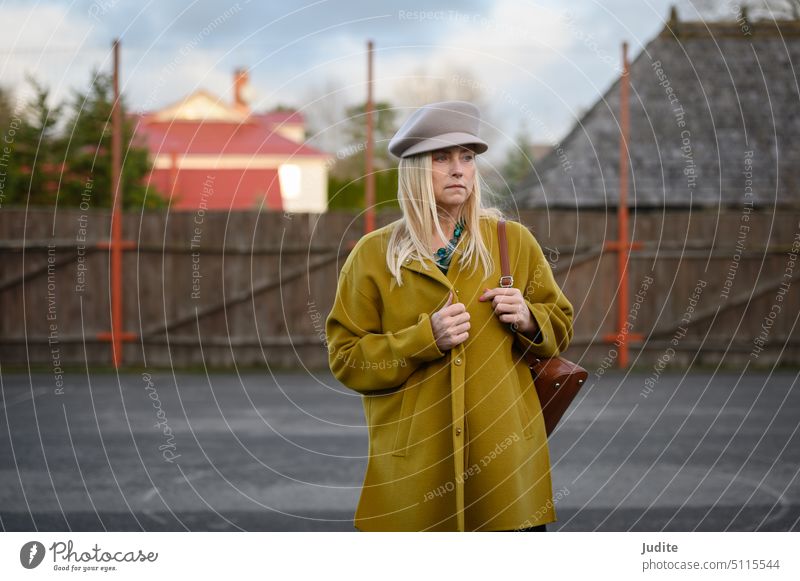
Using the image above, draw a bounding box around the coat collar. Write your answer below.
[400,217,496,288]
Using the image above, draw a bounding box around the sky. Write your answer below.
[0,0,698,163]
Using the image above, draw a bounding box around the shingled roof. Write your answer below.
[515,9,800,208]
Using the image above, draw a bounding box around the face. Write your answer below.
[430,145,476,216]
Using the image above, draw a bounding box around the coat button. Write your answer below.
[455,357,462,365]
[455,427,462,435]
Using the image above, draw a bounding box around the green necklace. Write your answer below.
[434,217,466,272]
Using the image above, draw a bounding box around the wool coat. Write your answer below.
[325,215,574,531]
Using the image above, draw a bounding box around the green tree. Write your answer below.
[501,128,535,192]
[0,85,21,207]
[0,86,10,132]
[328,167,399,212]
[327,100,400,211]
[59,70,167,210]
[1,78,64,206]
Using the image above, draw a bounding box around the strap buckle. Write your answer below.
[499,275,514,288]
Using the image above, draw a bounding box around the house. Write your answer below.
[516,8,800,208]
[134,69,330,212]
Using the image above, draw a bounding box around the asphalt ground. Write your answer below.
[1,369,798,531]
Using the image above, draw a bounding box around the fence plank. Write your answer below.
[1,208,797,368]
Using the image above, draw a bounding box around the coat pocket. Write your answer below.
[391,382,421,457]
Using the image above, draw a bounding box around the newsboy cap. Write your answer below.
[388,100,488,158]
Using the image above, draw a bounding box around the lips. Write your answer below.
[446,185,465,189]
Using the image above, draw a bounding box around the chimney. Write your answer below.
[233,68,250,113]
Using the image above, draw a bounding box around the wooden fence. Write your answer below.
[1,207,798,370]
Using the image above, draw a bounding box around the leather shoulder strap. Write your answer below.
[497,219,513,287]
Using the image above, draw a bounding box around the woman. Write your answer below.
[325,101,574,532]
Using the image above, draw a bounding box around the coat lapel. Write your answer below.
[400,252,452,289]
[399,218,493,289]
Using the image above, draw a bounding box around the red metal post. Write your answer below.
[96,39,136,366]
[110,38,123,367]
[618,42,631,367]
[603,41,642,367]
[364,39,375,234]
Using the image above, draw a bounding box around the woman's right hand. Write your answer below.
[431,292,470,351]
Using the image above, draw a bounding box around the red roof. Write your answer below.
[134,113,326,157]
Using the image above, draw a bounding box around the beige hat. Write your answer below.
[388,100,488,159]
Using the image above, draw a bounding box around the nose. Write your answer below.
[450,157,464,177]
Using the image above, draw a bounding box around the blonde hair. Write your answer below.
[386,151,505,286]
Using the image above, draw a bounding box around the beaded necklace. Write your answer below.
[433,217,466,273]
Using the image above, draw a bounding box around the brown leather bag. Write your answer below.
[497,219,587,436]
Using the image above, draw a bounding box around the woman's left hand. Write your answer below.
[478,287,537,335]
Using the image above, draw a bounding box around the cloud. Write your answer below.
[0,2,99,106]
[0,0,676,156]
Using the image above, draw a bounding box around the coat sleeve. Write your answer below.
[326,265,446,394]
[512,223,575,358]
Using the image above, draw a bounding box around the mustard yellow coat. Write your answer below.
[325,215,574,531]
